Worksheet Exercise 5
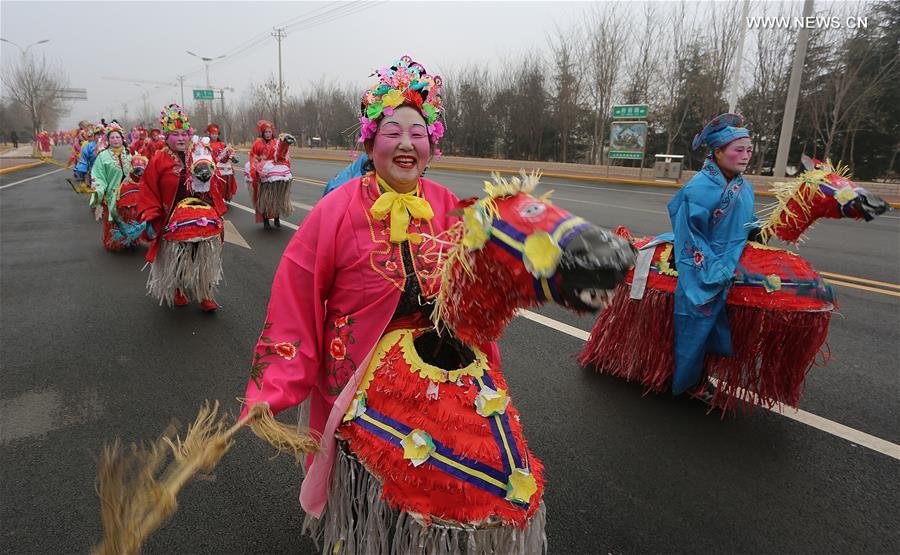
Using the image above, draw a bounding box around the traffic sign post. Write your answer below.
[613,104,648,119]
[192,89,215,100]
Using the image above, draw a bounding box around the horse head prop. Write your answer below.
[432,171,636,345]
[760,155,890,243]
[187,137,216,193]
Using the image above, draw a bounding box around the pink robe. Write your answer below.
[241,173,493,516]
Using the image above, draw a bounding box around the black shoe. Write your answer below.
[263,219,271,230]
[273,217,281,228]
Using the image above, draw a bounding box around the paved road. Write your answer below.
[1,150,898,554]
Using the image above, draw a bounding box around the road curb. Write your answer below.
[0,160,46,175]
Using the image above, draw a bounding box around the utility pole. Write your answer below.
[774,0,814,178]
[177,75,185,106]
[272,27,287,129]
[728,0,751,112]
[121,102,128,126]
[186,51,225,126]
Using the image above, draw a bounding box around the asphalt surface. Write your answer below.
[1,148,898,554]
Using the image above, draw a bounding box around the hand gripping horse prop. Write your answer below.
[92,172,635,554]
[579,157,890,412]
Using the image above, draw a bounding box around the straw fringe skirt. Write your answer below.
[146,238,223,306]
[303,444,548,555]
[257,180,293,218]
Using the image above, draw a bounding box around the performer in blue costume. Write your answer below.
[322,153,369,197]
[74,125,103,183]
[656,114,760,396]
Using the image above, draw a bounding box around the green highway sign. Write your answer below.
[193,89,215,100]
[613,104,648,119]
[608,152,644,159]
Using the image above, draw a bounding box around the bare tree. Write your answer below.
[704,0,744,107]
[548,25,584,162]
[251,75,281,126]
[583,4,627,164]
[742,2,795,173]
[658,1,695,152]
[815,22,899,160]
[1,53,70,137]
[623,2,659,105]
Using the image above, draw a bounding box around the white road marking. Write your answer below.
[232,197,900,462]
[223,219,251,249]
[519,309,590,340]
[521,308,900,461]
[291,201,315,211]
[0,167,65,190]
[228,201,303,230]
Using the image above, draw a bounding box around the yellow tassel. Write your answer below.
[91,401,319,555]
[247,403,321,463]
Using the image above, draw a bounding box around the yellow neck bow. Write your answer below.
[370,174,434,243]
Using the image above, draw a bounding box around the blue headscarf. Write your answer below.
[692,113,750,156]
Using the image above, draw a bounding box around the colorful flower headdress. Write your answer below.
[358,55,444,145]
[160,103,192,135]
[105,122,126,137]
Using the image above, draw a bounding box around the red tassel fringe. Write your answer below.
[579,283,832,412]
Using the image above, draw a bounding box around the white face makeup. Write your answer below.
[715,138,753,176]
[366,106,431,193]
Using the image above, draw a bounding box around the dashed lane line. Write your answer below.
[229,198,900,462]
[0,168,65,190]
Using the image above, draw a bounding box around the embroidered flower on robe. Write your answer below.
[330,337,347,361]
[249,322,301,389]
[274,342,297,360]
[693,250,705,266]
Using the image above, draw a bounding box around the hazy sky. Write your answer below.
[2,0,869,130]
[1,0,598,128]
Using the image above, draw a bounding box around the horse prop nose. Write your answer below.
[855,191,891,221]
[558,225,636,311]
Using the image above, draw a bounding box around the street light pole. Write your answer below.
[176,75,186,106]
[728,0,751,112]
[272,27,287,129]
[773,0,814,178]
[134,83,150,121]
[0,37,50,57]
[186,51,226,126]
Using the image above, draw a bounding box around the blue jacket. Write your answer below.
[75,141,98,175]
[658,159,759,394]
[323,154,368,197]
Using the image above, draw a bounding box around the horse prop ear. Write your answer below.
[801,154,815,172]
[449,197,479,217]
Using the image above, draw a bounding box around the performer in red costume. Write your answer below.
[137,104,227,312]
[248,119,284,228]
[129,127,146,155]
[205,124,237,202]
